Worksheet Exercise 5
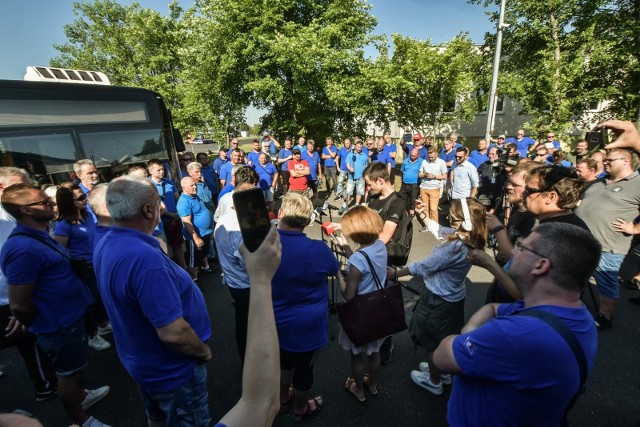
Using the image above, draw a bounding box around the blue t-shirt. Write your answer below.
[150,178,178,214]
[271,230,338,352]
[217,183,234,202]
[253,162,278,190]
[247,150,262,166]
[301,150,320,180]
[468,149,489,168]
[448,301,597,427]
[278,148,293,171]
[196,182,213,210]
[200,165,219,196]
[212,157,227,177]
[382,143,397,167]
[219,162,235,184]
[348,151,369,180]
[505,136,536,157]
[177,194,213,239]
[347,240,387,295]
[0,224,93,334]
[94,227,211,393]
[93,224,112,250]
[322,146,338,167]
[371,150,390,165]
[400,158,422,184]
[439,148,457,171]
[338,147,352,172]
[53,216,95,262]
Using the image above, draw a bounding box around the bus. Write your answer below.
[0,66,185,185]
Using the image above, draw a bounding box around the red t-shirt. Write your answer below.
[288,159,309,191]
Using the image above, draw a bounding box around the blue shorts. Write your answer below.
[141,363,210,427]
[594,252,625,298]
[36,317,87,376]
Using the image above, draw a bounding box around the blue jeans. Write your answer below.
[140,363,211,427]
[594,251,625,298]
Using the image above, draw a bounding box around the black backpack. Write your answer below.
[379,193,413,266]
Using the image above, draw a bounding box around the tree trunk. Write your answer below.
[550,13,562,127]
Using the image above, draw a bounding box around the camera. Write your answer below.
[585,128,608,151]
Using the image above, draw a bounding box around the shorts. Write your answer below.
[141,363,210,427]
[186,235,212,268]
[263,187,274,202]
[409,288,464,352]
[594,251,625,298]
[347,177,365,197]
[36,317,87,376]
[163,217,185,246]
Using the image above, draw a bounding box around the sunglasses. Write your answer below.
[24,198,54,207]
[181,158,194,162]
[74,194,88,201]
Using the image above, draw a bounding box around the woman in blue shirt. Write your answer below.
[53,183,111,351]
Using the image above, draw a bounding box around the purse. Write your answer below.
[337,250,408,347]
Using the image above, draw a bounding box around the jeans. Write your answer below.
[141,363,211,427]
[337,170,349,198]
[594,252,625,298]
[324,166,337,194]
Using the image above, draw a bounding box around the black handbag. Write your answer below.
[337,250,407,347]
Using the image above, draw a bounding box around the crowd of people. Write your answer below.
[0,119,639,426]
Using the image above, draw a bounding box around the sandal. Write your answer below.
[363,373,378,396]
[280,386,293,413]
[292,395,323,422]
[344,378,366,402]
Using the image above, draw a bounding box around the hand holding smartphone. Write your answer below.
[233,187,271,252]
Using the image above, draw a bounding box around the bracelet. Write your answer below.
[490,225,505,234]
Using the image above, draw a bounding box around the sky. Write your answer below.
[0,0,496,123]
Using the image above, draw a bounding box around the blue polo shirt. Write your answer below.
[201,165,219,196]
[505,136,536,157]
[177,194,213,239]
[302,150,320,180]
[94,227,211,393]
[196,182,213,210]
[93,224,112,250]
[212,156,227,177]
[218,183,234,202]
[371,150,390,165]
[322,146,338,168]
[253,162,278,190]
[0,224,93,334]
[383,143,397,167]
[247,150,262,166]
[149,178,178,214]
[53,217,96,263]
[348,151,369,180]
[401,158,422,184]
[338,147,352,172]
[278,148,293,171]
[219,162,235,184]
[439,148,457,171]
[468,149,489,168]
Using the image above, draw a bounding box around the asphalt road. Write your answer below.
[1,198,639,426]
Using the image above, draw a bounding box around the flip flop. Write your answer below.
[280,386,293,413]
[344,378,366,402]
[292,395,323,422]
[363,373,378,396]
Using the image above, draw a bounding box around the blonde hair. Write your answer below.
[447,198,487,249]
[341,206,383,245]
[279,192,313,228]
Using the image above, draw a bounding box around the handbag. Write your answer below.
[337,250,407,347]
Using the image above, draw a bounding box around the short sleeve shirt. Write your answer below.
[177,194,213,239]
[322,146,338,167]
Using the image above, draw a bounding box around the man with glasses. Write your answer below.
[1,184,110,427]
[434,222,600,427]
[477,147,506,209]
[575,148,640,330]
[450,147,479,200]
[531,131,561,156]
[504,128,536,158]
[178,152,195,179]
[533,147,551,164]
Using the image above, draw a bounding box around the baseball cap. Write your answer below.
[292,148,301,155]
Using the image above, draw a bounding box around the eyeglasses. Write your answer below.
[603,158,626,164]
[24,198,54,207]
[514,239,550,262]
[74,194,87,201]
[181,158,194,162]
[523,186,546,196]
[455,155,465,159]
[547,135,555,138]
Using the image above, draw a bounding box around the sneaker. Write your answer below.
[418,362,452,385]
[200,265,213,273]
[594,313,612,331]
[97,323,112,336]
[35,388,57,402]
[338,206,347,215]
[88,335,111,351]
[82,416,111,427]
[410,370,443,396]
[82,386,110,411]
[419,226,429,233]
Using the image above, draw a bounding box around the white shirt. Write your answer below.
[213,210,249,289]
[419,158,448,190]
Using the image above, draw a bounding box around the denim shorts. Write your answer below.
[594,252,625,298]
[141,363,211,427]
[347,177,365,196]
[36,317,87,376]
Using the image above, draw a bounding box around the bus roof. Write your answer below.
[24,66,111,85]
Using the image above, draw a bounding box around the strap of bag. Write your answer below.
[10,232,70,259]
[358,250,384,290]
[515,309,587,426]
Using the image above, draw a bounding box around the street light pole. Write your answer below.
[485,0,508,142]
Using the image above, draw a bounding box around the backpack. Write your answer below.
[379,193,413,266]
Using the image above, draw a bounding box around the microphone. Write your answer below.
[312,198,339,211]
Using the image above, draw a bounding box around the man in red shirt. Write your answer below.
[287,149,311,198]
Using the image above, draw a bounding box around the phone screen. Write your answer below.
[232,187,271,252]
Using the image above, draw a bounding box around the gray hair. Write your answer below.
[0,167,31,187]
[88,183,110,217]
[187,161,201,172]
[106,177,157,222]
[73,159,95,175]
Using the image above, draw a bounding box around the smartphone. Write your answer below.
[232,187,271,252]
[585,128,608,151]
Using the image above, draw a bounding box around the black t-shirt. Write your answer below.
[539,213,590,231]
[368,191,406,258]
[495,209,537,266]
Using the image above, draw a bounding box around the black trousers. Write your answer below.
[227,287,250,363]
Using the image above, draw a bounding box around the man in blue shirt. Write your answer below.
[336,138,353,201]
[302,140,322,199]
[340,141,369,214]
[219,149,243,187]
[277,139,294,195]
[1,184,108,427]
[253,153,279,212]
[95,178,211,426]
[382,133,398,184]
[74,159,100,222]
[212,148,228,178]
[468,139,489,168]
[451,147,479,200]
[321,136,338,197]
[505,128,536,157]
[196,152,219,202]
[187,162,214,211]
[433,223,599,427]
[247,140,263,167]
[399,148,422,215]
[178,177,214,280]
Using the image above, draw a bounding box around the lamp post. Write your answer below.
[484,0,508,142]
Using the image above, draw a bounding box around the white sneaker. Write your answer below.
[88,335,111,351]
[418,362,452,385]
[97,323,112,336]
[410,370,443,395]
[82,386,110,411]
[82,415,111,427]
